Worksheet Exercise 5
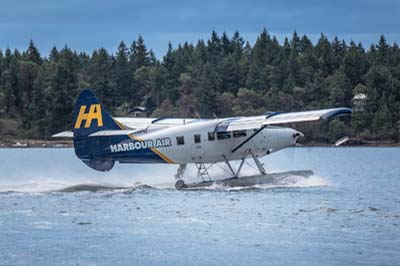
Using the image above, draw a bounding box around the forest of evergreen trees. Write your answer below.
[0,29,399,143]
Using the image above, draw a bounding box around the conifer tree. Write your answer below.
[131,35,150,69]
[0,70,16,115]
[48,47,79,132]
[26,40,42,65]
[114,41,131,103]
[88,48,115,108]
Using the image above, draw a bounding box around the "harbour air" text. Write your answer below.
[110,138,172,153]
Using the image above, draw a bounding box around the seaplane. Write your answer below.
[53,89,352,189]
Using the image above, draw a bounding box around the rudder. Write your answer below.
[72,89,120,171]
[73,89,120,137]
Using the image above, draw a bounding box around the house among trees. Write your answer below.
[128,107,147,117]
[352,93,367,112]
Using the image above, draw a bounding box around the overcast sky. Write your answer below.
[1,0,399,58]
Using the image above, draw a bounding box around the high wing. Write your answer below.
[52,117,201,138]
[52,107,351,138]
[217,108,352,132]
[114,117,199,131]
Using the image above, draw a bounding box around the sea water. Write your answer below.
[0,147,399,266]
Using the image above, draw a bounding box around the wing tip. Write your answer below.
[321,107,353,120]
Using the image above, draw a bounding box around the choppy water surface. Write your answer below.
[0,148,399,266]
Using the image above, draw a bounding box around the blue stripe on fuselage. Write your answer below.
[87,135,169,164]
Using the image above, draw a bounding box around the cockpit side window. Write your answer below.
[217,131,231,140]
[233,130,247,138]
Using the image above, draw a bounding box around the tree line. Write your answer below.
[0,29,399,142]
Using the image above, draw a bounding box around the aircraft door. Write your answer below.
[191,133,206,161]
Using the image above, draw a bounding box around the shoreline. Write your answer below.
[0,139,73,148]
[0,139,399,148]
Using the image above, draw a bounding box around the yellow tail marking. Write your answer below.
[151,148,174,163]
[114,119,126,130]
[128,134,143,141]
[74,104,103,129]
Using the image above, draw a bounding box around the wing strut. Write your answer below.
[231,125,266,153]
[249,149,266,174]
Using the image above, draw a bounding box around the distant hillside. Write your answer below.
[0,29,399,143]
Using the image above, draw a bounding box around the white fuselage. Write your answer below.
[133,119,299,164]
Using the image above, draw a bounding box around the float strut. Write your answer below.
[235,157,246,177]
[222,155,237,178]
[175,163,187,180]
[249,149,266,175]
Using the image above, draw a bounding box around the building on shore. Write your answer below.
[352,93,367,112]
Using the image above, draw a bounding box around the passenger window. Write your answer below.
[208,132,215,141]
[194,134,201,144]
[176,136,185,145]
[217,131,231,140]
[233,130,247,138]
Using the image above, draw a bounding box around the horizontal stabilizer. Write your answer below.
[52,129,142,138]
[88,130,140,137]
[52,131,73,138]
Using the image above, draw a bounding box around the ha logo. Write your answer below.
[74,104,103,129]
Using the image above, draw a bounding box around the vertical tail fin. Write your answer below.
[73,89,121,137]
[72,89,120,171]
